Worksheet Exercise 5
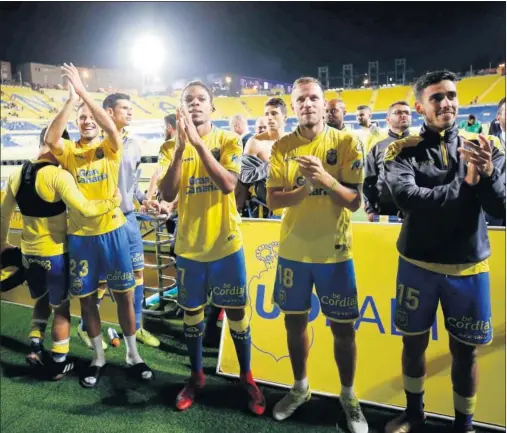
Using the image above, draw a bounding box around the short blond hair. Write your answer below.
[292,76,325,94]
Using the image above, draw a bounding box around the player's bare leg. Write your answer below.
[133,269,160,347]
[273,313,312,421]
[386,333,429,433]
[226,307,265,415]
[449,337,478,433]
[80,293,107,387]
[48,301,74,380]
[114,290,153,380]
[330,322,367,433]
[26,293,51,366]
[77,283,108,351]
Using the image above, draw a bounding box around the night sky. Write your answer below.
[0,2,505,83]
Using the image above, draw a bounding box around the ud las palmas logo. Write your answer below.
[247,242,439,363]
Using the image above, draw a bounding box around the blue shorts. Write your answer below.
[98,213,144,281]
[395,257,492,346]
[22,253,69,307]
[273,257,359,322]
[176,248,247,311]
[125,212,144,271]
[68,226,135,298]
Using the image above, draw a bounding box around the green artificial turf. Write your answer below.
[0,301,496,433]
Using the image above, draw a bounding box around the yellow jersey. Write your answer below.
[158,127,242,262]
[267,126,365,264]
[0,160,121,256]
[54,138,125,236]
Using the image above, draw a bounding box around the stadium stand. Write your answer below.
[372,85,412,111]
[479,75,506,104]
[1,73,505,163]
[456,74,499,105]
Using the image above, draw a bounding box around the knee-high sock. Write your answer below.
[229,315,251,374]
[184,311,205,373]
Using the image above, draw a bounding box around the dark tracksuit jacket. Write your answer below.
[363,129,409,216]
[384,124,505,264]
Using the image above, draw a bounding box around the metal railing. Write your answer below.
[136,212,180,318]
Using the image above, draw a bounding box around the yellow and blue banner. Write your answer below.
[217,220,506,428]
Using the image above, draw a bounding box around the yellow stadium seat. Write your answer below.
[373,86,412,111]
[339,89,373,112]
[456,75,499,106]
[478,75,506,105]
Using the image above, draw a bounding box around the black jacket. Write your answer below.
[384,123,505,264]
[364,129,409,216]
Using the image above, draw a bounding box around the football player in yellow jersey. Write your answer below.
[158,81,265,415]
[356,105,385,153]
[266,77,368,433]
[0,127,121,380]
[383,71,505,433]
[44,63,153,387]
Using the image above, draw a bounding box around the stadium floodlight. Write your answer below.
[131,35,165,74]
[364,79,369,85]
[225,76,232,84]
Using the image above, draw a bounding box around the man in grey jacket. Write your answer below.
[102,93,162,347]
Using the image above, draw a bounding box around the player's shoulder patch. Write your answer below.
[384,135,423,162]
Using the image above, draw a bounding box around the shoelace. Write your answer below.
[344,399,363,422]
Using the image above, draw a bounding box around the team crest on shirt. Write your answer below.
[95,147,105,160]
[326,149,337,165]
[211,148,221,161]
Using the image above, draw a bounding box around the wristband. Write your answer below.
[327,179,338,192]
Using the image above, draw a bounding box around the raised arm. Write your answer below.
[44,82,79,156]
[181,108,238,194]
[61,63,121,152]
